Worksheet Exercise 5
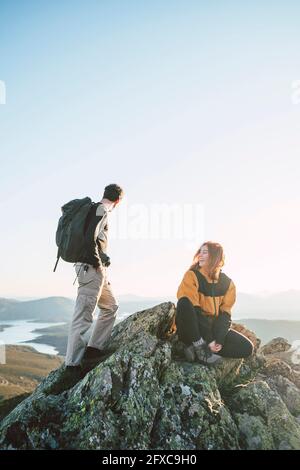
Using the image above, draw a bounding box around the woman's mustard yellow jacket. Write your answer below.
[177,266,236,344]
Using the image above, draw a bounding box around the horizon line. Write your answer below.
[1,288,300,302]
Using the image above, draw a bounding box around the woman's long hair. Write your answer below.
[190,241,225,280]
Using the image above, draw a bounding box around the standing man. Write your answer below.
[55,184,124,388]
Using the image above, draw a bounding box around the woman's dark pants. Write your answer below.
[175,297,253,359]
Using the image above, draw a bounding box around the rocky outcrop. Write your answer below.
[0,302,300,450]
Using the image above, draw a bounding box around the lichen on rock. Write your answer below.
[0,302,300,450]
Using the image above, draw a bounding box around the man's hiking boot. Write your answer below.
[81,346,116,373]
[194,343,223,366]
[45,365,83,395]
[82,346,105,360]
[183,344,196,362]
[82,346,116,361]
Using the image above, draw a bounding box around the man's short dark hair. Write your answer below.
[103,184,124,202]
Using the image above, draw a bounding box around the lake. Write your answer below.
[0,312,132,357]
[0,320,66,355]
[1,317,300,360]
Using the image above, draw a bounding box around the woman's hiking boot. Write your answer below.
[183,344,196,362]
[194,343,223,366]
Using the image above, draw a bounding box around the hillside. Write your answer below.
[0,297,74,322]
[26,323,70,355]
[0,345,63,419]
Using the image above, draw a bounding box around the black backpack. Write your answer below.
[53,196,96,272]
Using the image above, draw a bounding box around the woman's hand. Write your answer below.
[208,341,222,353]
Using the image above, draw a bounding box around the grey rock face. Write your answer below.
[0,302,300,450]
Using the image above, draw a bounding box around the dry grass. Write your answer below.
[0,344,63,401]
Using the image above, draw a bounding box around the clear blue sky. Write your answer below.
[0,1,300,299]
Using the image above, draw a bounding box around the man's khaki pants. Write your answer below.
[65,262,119,366]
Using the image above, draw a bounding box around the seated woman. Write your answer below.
[176,241,254,365]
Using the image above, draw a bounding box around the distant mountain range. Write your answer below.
[118,290,300,321]
[237,319,300,345]
[0,292,300,354]
[234,290,300,321]
[0,297,75,322]
[0,295,173,324]
[0,289,299,323]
